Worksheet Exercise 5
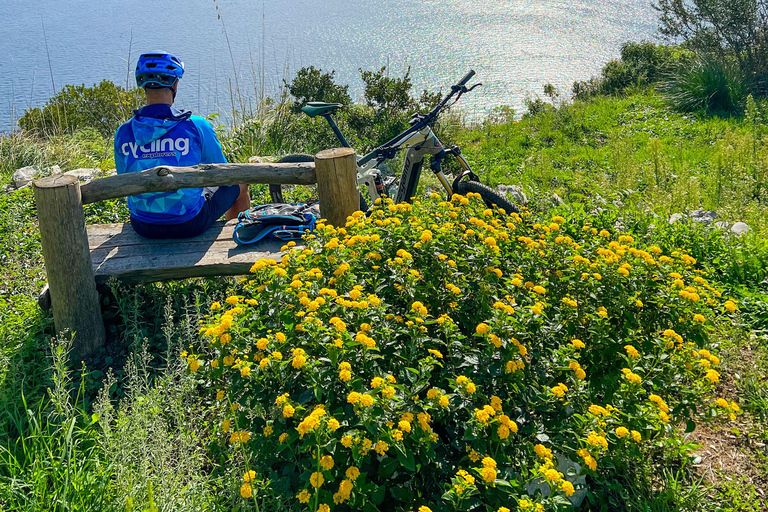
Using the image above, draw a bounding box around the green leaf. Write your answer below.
[379,457,399,477]
[395,444,416,472]
[372,484,386,505]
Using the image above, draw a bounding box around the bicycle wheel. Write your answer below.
[269,154,315,203]
[456,180,519,214]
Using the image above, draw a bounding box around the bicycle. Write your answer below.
[269,70,518,214]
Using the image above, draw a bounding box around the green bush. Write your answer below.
[655,0,768,96]
[284,67,353,114]
[572,42,692,100]
[191,195,740,511]
[662,58,749,114]
[18,80,144,139]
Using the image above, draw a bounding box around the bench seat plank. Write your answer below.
[87,220,286,285]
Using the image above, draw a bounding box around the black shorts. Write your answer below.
[130,185,241,239]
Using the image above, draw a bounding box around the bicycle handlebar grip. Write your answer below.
[458,70,475,86]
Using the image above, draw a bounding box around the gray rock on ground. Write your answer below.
[12,166,41,189]
[668,213,684,224]
[689,209,717,224]
[248,155,279,163]
[497,185,528,205]
[63,168,103,184]
[731,221,750,235]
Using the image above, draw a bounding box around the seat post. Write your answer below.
[322,114,351,148]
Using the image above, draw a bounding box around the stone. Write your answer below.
[12,165,41,189]
[689,209,717,224]
[248,155,278,163]
[497,185,528,205]
[669,213,684,224]
[714,221,730,230]
[64,168,101,183]
[45,165,62,176]
[731,222,750,235]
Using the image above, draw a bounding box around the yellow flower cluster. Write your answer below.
[194,194,739,512]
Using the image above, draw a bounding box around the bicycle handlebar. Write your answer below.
[358,70,477,166]
[457,70,475,86]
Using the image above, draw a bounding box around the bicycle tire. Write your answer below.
[456,180,519,214]
[269,154,315,203]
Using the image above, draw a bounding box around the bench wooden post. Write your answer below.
[33,174,105,357]
[314,148,358,227]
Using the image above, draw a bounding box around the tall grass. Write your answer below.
[0,128,113,185]
[0,336,113,511]
[662,58,749,115]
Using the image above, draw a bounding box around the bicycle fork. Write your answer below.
[395,129,459,203]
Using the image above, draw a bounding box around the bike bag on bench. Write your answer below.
[233,203,321,245]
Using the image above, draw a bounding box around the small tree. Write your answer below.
[284,66,352,113]
[655,0,767,92]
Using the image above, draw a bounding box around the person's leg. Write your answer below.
[226,184,250,221]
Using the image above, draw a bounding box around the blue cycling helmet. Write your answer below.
[135,51,184,88]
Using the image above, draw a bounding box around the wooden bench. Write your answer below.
[86,220,285,285]
[33,148,358,358]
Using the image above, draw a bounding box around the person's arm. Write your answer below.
[192,116,228,164]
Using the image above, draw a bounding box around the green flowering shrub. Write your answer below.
[190,194,740,511]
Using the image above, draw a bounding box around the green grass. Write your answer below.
[0,85,766,511]
[455,91,768,237]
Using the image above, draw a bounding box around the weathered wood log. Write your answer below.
[33,174,105,357]
[79,162,317,204]
[314,148,358,227]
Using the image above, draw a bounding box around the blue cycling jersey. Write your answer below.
[114,104,227,224]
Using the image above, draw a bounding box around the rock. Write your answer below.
[714,221,730,230]
[731,221,750,235]
[12,165,41,189]
[689,209,717,224]
[46,165,62,176]
[669,213,684,224]
[64,168,101,183]
[551,193,564,206]
[497,185,528,205]
[248,155,278,163]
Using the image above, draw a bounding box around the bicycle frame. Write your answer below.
[324,119,472,205]
[318,70,479,205]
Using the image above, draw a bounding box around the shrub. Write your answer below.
[662,57,749,114]
[284,67,352,114]
[655,0,768,95]
[18,80,144,138]
[572,42,693,100]
[191,194,740,511]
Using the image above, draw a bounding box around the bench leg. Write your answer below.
[33,174,105,358]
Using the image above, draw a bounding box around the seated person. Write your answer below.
[114,50,249,239]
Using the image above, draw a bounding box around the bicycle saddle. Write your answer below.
[301,102,343,118]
